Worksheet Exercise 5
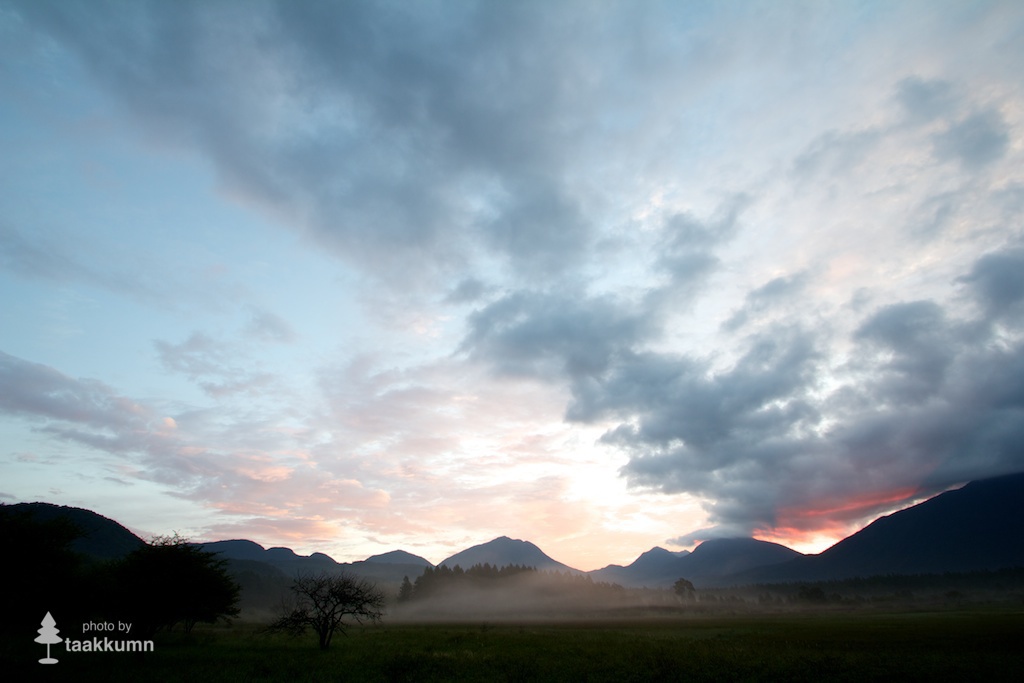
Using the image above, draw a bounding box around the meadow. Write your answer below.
[10,605,1024,682]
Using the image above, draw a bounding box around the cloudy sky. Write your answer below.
[2,0,1023,571]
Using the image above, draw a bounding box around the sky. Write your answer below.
[2,0,1023,572]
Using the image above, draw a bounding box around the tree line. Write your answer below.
[398,562,627,602]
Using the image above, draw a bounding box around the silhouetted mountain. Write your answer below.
[744,472,1024,584]
[365,549,433,567]
[199,539,267,561]
[591,539,800,588]
[6,502,144,560]
[200,539,431,596]
[590,547,690,586]
[16,470,1023,602]
[439,536,578,573]
[683,538,803,586]
[200,540,339,574]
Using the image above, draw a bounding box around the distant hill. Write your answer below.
[365,549,433,567]
[439,536,578,573]
[683,538,803,586]
[592,539,801,588]
[200,540,340,575]
[743,472,1024,584]
[590,547,690,586]
[5,502,144,560]
[200,540,436,602]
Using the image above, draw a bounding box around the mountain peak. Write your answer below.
[636,546,690,561]
[364,549,433,567]
[439,536,576,572]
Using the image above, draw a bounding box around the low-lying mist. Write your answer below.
[389,569,681,622]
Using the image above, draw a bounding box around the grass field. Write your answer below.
[9,607,1024,681]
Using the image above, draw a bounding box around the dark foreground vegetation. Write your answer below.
[5,606,1023,682]
[1,505,239,639]
[5,502,1023,680]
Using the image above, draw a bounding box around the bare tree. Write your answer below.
[269,571,385,649]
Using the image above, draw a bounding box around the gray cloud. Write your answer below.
[909,189,966,240]
[579,326,820,451]
[460,290,654,379]
[853,300,955,404]
[154,332,275,398]
[0,350,143,430]
[444,278,491,305]
[457,198,750,382]
[660,203,743,254]
[722,272,808,332]
[0,350,209,487]
[895,76,955,122]
[13,0,620,285]
[615,247,1024,536]
[463,241,1024,539]
[0,348,335,515]
[933,109,1010,168]
[958,246,1024,319]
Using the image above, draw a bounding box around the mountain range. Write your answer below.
[6,471,1023,593]
[738,471,1024,584]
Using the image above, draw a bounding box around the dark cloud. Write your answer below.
[609,247,1024,536]
[465,243,1024,539]
[640,196,751,315]
[460,290,654,379]
[12,0,627,285]
[457,195,750,382]
[481,179,591,277]
[958,246,1024,318]
[932,109,1010,168]
[579,326,820,451]
[853,300,955,404]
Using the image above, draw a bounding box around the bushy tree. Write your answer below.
[114,534,240,635]
[270,571,385,649]
[673,578,696,602]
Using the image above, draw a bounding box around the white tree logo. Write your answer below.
[35,611,62,664]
